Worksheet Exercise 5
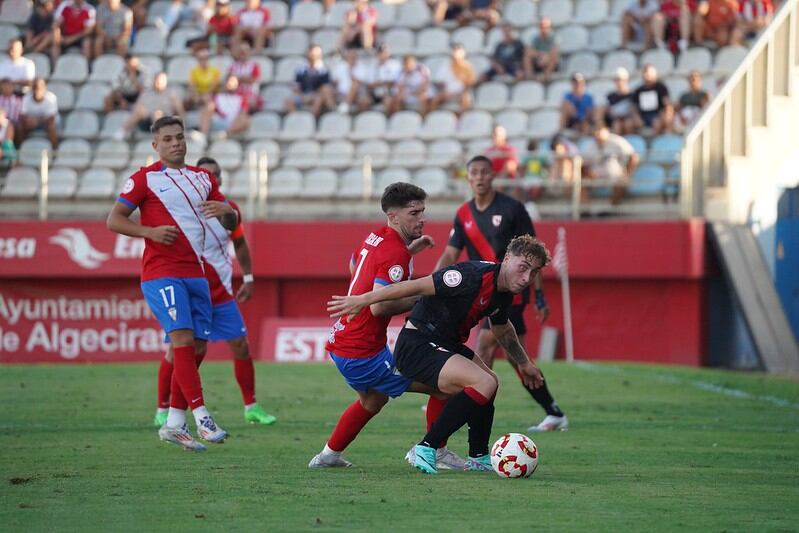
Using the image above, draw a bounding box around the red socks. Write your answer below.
[171,345,205,410]
[426,396,449,447]
[157,358,173,409]
[463,387,491,406]
[327,400,377,452]
[234,357,256,405]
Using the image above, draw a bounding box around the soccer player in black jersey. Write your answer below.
[328,235,550,474]
[433,155,568,433]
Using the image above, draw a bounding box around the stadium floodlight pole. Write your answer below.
[38,149,49,221]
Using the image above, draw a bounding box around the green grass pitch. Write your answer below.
[1,361,798,532]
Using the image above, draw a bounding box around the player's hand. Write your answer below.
[146,225,180,245]
[518,361,544,389]
[200,200,234,218]
[408,234,435,255]
[236,282,253,303]
[327,294,367,319]
[534,289,550,323]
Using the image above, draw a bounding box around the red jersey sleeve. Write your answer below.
[373,244,411,287]
[117,168,148,209]
[229,200,245,240]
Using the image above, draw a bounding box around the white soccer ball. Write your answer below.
[490,433,539,478]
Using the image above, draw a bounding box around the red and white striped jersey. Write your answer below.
[202,200,245,305]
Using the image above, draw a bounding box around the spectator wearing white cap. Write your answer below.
[596,67,636,135]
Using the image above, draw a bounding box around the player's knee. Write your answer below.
[229,337,250,359]
[360,393,388,413]
[475,372,498,398]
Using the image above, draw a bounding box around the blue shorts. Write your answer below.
[141,277,212,340]
[209,300,247,341]
[329,346,412,398]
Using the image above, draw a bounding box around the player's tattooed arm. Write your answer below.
[490,321,544,389]
[328,276,435,318]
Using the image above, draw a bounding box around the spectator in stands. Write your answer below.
[105,53,149,112]
[93,0,133,57]
[0,40,36,95]
[651,0,695,52]
[632,64,673,133]
[0,78,23,137]
[129,0,149,30]
[524,17,560,83]
[157,0,207,36]
[198,74,251,138]
[51,0,96,62]
[205,0,236,54]
[285,44,335,118]
[677,70,710,128]
[0,107,17,166]
[25,0,56,56]
[549,134,579,194]
[560,72,594,135]
[622,0,658,49]
[597,67,636,134]
[431,0,467,24]
[460,0,501,28]
[117,71,184,139]
[339,0,378,50]
[581,126,639,205]
[433,44,475,114]
[386,54,433,116]
[19,77,59,147]
[367,43,402,109]
[228,42,262,112]
[695,0,741,46]
[331,49,372,113]
[737,0,773,38]
[482,23,525,82]
[233,0,272,53]
[484,125,518,179]
[521,139,549,200]
[186,47,221,110]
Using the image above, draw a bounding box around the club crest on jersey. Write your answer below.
[443,269,462,287]
[388,264,404,282]
[168,307,177,321]
[122,178,135,194]
[492,215,503,227]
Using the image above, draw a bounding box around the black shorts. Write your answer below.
[481,303,527,336]
[393,326,476,391]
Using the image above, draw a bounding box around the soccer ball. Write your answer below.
[490,433,539,478]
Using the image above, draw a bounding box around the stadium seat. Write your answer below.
[355,139,390,168]
[528,109,560,139]
[261,83,294,111]
[311,28,340,55]
[131,27,167,56]
[275,56,305,83]
[319,139,355,169]
[47,167,78,198]
[450,27,484,55]
[166,55,195,83]
[373,1,397,26]
[415,28,450,57]
[185,137,206,164]
[539,0,573,26]
[132,139,156,161]
[268,168,303,198]
[51,54,89,83]
[469,54,491,75]
[245,139,281,168]
[48,81,75,111]
[209,140,243,170]
[629,163,665,195]
[19,138,52,167]
[557,25,590,54]
[210,54,234,75]
[26,53,50,79]
[466,138,491,156]
[283,139,321,168]
[602,49,637,77]
[675,47,712,75]
[0,0,31,24]
[639,48,674,75]
[325,1,353,27]
[375,167,411,196]
[350,111,387,141]
[623,134,647,156]
[247,111,282,139]
[145,0,172,24]
[574,0,608,25]
[419,110,457,141]
[1,166,39,198]
[0,24,19,49]
[228,168,255,198]
[502,0,537,28]
[663,76,689,103]
[389,139,426,168]
[278,111,315,141]
[427,139,462,167]
[566,51,601,78]
[475,82,509,112]
[275,28,310,57]
[414,167,448,196]
[495,110,528,138]
[456,110,492,140]
[648,134,682,164]
[587,78,614,102]
[76,168,116,198]
[383,28,415,56]
[316,112,351,140]
[301,168,338,198]
[55,139,91,169]
[62,110,99,139]
[396,0,431,29]
[89,55,125,83]
[264,1,289,28]
[609,0,629,19]
[545,80,571,108]
[338,167,371,198]
[714,45,748,76]
[75,82,111,111]
[289,1,324,29]
[100,111,130,139]
[167,28,203,57]
[92,140,130,169]
[590,23,622,53]
[422,54,449,80]
[483,27,503,54]
[138,55,164,76]
[509,81,545,110]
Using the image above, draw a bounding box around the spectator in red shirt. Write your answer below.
[233,0,272,53]
[205,0,235,54]
[651,0,699,52]
[227,42,262,112]
[695,0,741,46]
[51,0,96,62]
[484,125,518,179]
[339,0,378,50]
[198,74,251,139]
[738,0,773,38]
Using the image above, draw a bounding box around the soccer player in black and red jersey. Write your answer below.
[329,234,550,474]
[431,155,568,433]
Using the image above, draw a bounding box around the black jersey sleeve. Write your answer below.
[447,215,466,250]
[487,293,513,326]
[432,262,479,298]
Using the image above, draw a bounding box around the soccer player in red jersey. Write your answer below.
[431,155,568,433]
[154,157,277,428]
[107,116,238,452]
[329,235,550,474]
[308,182,465,469]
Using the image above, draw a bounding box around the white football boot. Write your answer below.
[197,415,228,443]
[308,452,353,468]
[527,414,569,433]
[158,423,207,452]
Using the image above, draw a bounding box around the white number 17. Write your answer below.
[159,285,175,307]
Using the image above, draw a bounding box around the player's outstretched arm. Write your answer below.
[233,236,254,302]
[328,276,436,318]
[408,234,435,256]
[434,245,462,271]
[107,201,179,244]
[490,320,543,389]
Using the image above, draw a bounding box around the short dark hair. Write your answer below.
[466,155,492,171]
[380,182,427,213]
[196,157,221,179]
[507,234,551,267]
[151,116,184,135]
